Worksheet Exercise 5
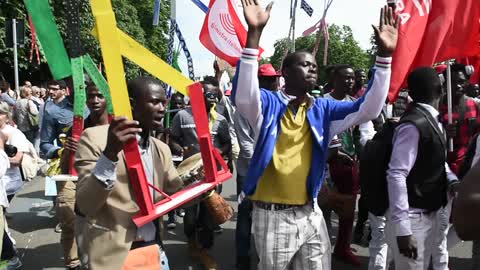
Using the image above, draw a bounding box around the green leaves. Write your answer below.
[270,24,373,83]
[0,0,171,82]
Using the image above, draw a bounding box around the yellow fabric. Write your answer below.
[251,103,312,205]
[47,148,64,177]
[208,103,217,131]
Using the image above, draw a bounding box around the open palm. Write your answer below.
[373,6,399,57]
[241,0,273,30]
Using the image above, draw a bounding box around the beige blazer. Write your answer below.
[75,125,182,270]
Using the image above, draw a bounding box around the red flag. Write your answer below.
[199,0,263,66]
[389,0,480,102]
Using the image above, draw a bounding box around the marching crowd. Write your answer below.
[0,2,478,270]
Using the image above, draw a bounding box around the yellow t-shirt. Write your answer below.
[251,103,312,205]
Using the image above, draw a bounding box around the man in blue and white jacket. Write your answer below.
[232,1,399,269]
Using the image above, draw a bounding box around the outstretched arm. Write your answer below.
[231,0,273,135]
[329,6,398,138]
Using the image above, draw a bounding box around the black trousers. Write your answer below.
[184,202,215,249]
[1,230,17,260]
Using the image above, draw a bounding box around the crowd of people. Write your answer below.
[0,2,478,270]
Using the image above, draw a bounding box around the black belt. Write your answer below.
[131,239,161,250]
[254,201,304,211]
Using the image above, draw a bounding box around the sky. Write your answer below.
[175,0,386,77]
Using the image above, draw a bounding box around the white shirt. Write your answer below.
[387,103,458,236]
[0,150,10,207]
[1,125,29,195]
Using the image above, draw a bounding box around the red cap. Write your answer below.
[258,64,281,77]
[224,89,232,96]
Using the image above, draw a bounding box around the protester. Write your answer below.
[163,92,187,229]
[169,93,186,124]
[385,67,459,270]
[427,63,478,270]
[55,83,110,269]
[0,82,16,107]
[453,135,480,243]
[234,2,397,269]
[14,86,39,144]
[392,88,411,118]
[211,73,239,173]
[39,87,47,101]
[323,65,338,94]
[31,86,45,108]
[233,64,279,270]
[465,83,479,99]
[440,64,479,175]
[352,69,368,98]
[257,64,280,91]
[39,80,74,233]
[23,81,32,88]
[0,131,9,257]
[0,101,28,269]
[324,64,376,266]
[170,78,231,270]
[40,80,74,160]
[75,77,182,269]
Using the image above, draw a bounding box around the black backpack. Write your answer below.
[359,119,398,216]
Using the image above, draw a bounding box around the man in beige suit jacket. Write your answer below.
[75,77,183,269]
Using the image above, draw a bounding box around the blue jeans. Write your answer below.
[235,175,252,258]
[160,250,170,270]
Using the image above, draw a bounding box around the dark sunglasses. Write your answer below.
[204,92,218,99]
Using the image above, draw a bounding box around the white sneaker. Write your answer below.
[167,222,177,229]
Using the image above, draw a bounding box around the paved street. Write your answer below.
[6,177,474,269]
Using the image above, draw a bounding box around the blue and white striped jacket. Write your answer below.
[232,48,392,205]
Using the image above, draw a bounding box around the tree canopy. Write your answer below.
[0,0,171,85]
[269,24,374,83]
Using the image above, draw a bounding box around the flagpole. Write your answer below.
[446,60,454,152]
[291,0,298,52]
[12,19,20,95]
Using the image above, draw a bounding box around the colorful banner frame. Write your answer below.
[90,0,232,227]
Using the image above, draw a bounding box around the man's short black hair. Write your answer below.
[172,92,184,99]
[443,63,469,79]
[333,64,354,78]
[408,67,442,104]
[325,65,337,74]
[355,69,366,75]
[127,76,163,101]
[201,76,219,88]
[281,50,312,71]
[48,79,67,89]
[85,81,97,92]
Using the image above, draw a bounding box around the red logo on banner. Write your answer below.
[200,0,263,66]
[389,0,480,102]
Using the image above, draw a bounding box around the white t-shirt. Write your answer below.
[1,125,29,195]
[0,150,10,208]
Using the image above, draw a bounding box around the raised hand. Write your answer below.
[373,6,399,57]
[242,0,274,49]
[241,0,273,30]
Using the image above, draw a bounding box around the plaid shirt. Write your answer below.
[440,97,480,174]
